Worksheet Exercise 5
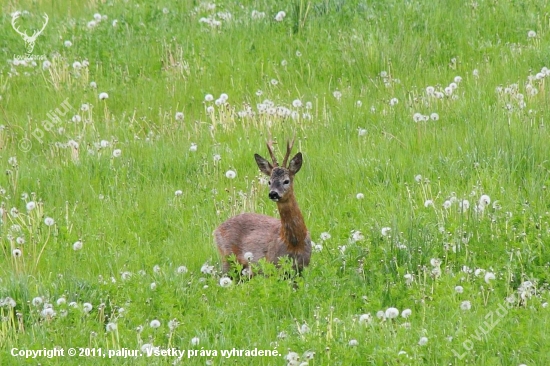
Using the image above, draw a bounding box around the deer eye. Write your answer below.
[268,181,272,185]
[284,179,290,185]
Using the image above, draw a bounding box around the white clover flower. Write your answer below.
[219,277,233,287]
[191,337,200,346]
[112,149,122,158]
[320,232,331,240]
[225,170,236,179]
[356,193,364,200]
[484,272,496,283]
[44,217,55,226]
[175,112,184,121]
[385,307,399,319]
[381,227,391,236]
[274,11,286,22]
[460,301,472,311]
[73,240,83,251]
[99,92,109,100]
[418,337,428,346]
[455,285,464,294]
[150,319,161,329]
[401,309,412,318]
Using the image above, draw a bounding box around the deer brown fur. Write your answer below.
[214,138,311,274]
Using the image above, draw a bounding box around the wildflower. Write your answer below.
[426,86,435,95]
[430,258,441,267]
[168,319,179,331]
[213,154,221,162]
[244,252,254,261]
[285,352,299,362]
[381,227,391,236]
[358,128,367,136]
[219,93,228,102]
[313,243,323,252]
[219,277,233,287]
[424,199,434,207]
[473,69,479,78]
[479,194,491,206]
[56,297,66,306]
[112,149,122,158]
[300,323,310,334]
[351,230,364,242]
[73,61,82,69]
[444,86,453,95]
[176,265,188,274]
[121,271,132,280]
[333,91,342,100]
[201,263,215,275]
[292,99,302,108]
[528,30,537,38]
[385,307,399,319]
[175,112,184,120]
[73,241,83,251]
[32,297,43,307]
[44,217,55,226]
[99,92,109,100]
[348,339,359,346]
[430,113,439,121]
[460,301,471,310]
[356,193,364,200]
[443,200,452,209]
[150,282,157,290]
[274,11,286,22]
[40,308,56,318]
[90,81,97,89]
[277,331,287,339]
[376,310,386,319]
[225,170,236,179]
[449,82,458,90]
[83,303,93,313]
[401,309,412,318]
[106,322,117,332]
[191,337,200,346]
[42,60,52,69]
[26,201,36,211]
[484,272,495,283]
[418,337,428,346]
[356,100,363,107]
[413,112,424,122]
[320,232,331,240]
[189,143,197,152]
[404,273,413,285]
[455,285,464,294]
[460,199,470,210]
[112,19,118,27]
[389,97,399,106]
[206,106,214,113]
[150,319,161,329]
[359,313,372,325]
[270,79,278,85]
[64,40,72,47]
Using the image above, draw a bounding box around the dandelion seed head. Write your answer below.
[219,276,233,287]
[225,170,236,179]
[73,240,83,251]
[44,217,55,226]
[150,319,161,329]
[99,92,109,100]
[175,112,184,121]
[112,149,122,158]
[460,301,472,310]
[385,307,399,319]
[401,309,412,318]
[418,337,428,346]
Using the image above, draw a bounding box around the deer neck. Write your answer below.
[276,191,307,249]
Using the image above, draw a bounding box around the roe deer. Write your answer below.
[214,138,311,274]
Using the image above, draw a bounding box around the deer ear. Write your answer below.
[288,152,302,175]
[254,154,273,176]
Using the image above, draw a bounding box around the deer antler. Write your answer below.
[282,135,296,168]
[11,12,29,39]
[31,14,49,39]
[266,133,279,167]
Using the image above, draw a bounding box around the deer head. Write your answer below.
[254,138,302,203]
[11,12,49,54]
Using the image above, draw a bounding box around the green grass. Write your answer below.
[1,0,550,365]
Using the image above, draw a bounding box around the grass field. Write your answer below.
[1,0,550,365]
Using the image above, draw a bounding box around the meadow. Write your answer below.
[1,0,550,365]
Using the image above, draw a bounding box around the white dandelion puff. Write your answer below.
[73,241,83,251]
[44,217,55,226]
[150,319,161,329]
[112,149,122,158]
[460,301,472,310]
[98,92,109,100]
[219,277,233,287]
[225,170,236,179]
